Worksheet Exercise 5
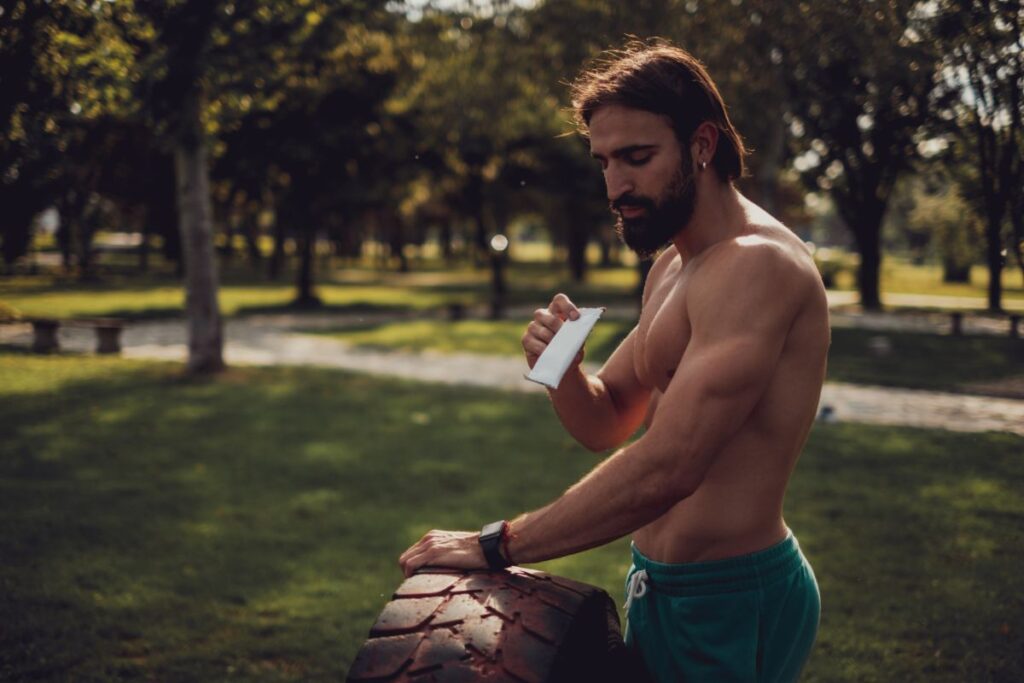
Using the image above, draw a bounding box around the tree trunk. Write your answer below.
[566,211,589,283]
[76,211,98,282]
[268,218,285,281]
[490,251,507,319]
[440,221,454,262]
[855,224,882,310]
[851,222,884,309]
[942,260,971,283]
[757,87,787,217]
[385,210,409,273]
[984,205,1004,312]
[138,209,150,273]
[835,195,885,311]
[598,233,614,267]
[1012,207,1024,288]
[174,138,225,374]
[243,209,262,271]
[57,211,74,272]
[293,227,321,307]
[466,174,488,264]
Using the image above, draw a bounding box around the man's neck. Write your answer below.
[672,180,748,258]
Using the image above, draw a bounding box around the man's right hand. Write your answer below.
[521,293,583,370]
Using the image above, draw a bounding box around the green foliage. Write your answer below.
[1,0,1019,300]
[0,0,134,266]
[763,0,939,308]
[909,188,984,282]
[813,248,856,289]
[1,355,1022,681]
[929,0,1024,309]
[0,300,21,321]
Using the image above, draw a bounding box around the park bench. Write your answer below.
[948,311,1020,338]
[28,317,127,354]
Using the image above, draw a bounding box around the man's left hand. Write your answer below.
[398,530,488,578]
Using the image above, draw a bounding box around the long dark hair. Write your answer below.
[570,40,748,181]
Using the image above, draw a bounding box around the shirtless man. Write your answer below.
[399,43,829,682]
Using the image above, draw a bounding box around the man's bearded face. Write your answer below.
[611,159,696,260]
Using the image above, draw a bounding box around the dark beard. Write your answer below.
[612,165,696,260]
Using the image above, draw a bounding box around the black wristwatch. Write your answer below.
[479,520,512,570]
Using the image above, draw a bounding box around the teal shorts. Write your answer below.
[624,532,820,683]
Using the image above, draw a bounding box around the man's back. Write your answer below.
[628,201,830,563]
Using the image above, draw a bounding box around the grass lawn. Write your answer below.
[0,260,638,321]
[306,318,633,361]
[825,327,1024,393]
[1,354,1022,681]
[309,318,1024,396]
[2,248,1021,322]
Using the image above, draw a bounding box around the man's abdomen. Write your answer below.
[632,440,792,564]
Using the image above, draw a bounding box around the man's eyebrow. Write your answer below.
[590,144,658,161]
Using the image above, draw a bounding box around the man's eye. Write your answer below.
[626,155,651,166]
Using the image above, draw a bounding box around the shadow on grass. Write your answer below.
[0,358,594,681]
[233,301,414,317]
[827,327,1024,394]
[791,424,1024,682]
[2,355,1022,682]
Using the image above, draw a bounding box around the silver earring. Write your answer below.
[700,160,707,171]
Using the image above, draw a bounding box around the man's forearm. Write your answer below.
[504,439,686,564]
[548,366,627,452]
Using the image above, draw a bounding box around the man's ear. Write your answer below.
[691,122,719,169]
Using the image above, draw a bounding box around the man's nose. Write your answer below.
[604,167,634,203]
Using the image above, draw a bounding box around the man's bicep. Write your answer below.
[640,331,785,494]
[667,260,797,427]
[641,268,798,490]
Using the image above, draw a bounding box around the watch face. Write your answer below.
[480,521,505,540]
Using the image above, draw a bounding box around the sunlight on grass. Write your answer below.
[1,354,1022,681]
[4,251,1019,324]
[311,318,634,363]
[307,318,1023,394]
[826,328,1024,392]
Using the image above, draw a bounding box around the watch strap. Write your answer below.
[479,520,512,569]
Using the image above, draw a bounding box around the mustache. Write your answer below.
[611,194,656,213]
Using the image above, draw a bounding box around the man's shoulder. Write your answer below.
[691,229,822,312]
[702,228,815,284]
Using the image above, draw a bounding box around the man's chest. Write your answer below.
[634,272,692,393]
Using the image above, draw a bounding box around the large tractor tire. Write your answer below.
[346,565,649,682]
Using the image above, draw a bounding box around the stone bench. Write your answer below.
[948,311,1020,338]
[29,318,127,354]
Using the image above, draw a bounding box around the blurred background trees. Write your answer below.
[2,0,1021,326]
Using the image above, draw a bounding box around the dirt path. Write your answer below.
[4,315,1018,436]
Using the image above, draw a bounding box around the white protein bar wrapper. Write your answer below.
[526,307,605,389]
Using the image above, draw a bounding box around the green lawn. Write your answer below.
[822,257,1024,301]
[826,327,1024,393]
[0,259,637,321]
[306,318,633,361]
[2,249,1022,322]
[1,354,1021,681]
[310,318,1024,396]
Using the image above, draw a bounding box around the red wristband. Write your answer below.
[501,522,518,565]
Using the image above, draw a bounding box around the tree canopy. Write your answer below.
[2,0,1019,310]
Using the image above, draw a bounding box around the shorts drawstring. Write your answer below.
[623,568,649,642]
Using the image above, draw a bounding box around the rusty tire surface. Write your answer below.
[346,566,647,683]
